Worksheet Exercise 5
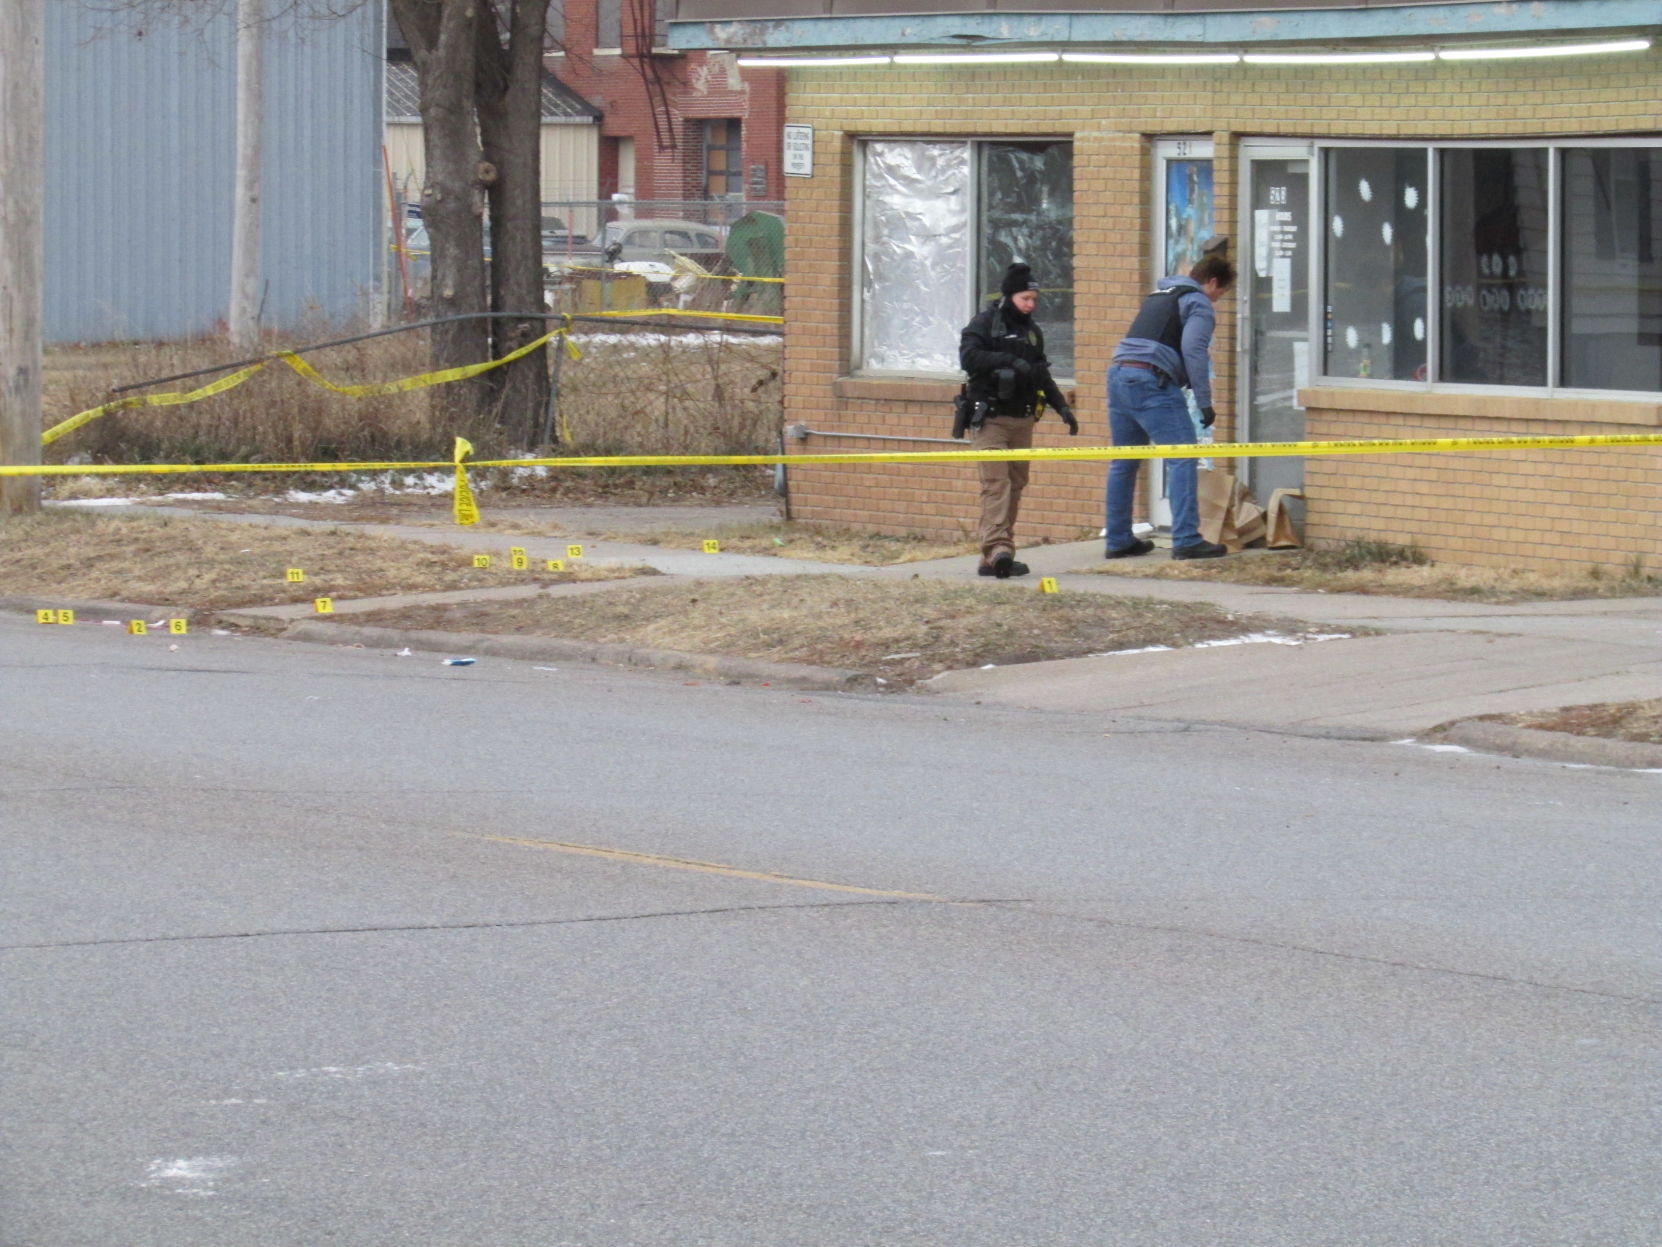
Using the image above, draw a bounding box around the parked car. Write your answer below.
[545,217,727,282]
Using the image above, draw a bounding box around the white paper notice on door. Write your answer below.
[1291,340,1309,409]
[1271,254,1292,314]
[1254,209,1273,278]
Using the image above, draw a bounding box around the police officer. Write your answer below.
[958,262,1077,579]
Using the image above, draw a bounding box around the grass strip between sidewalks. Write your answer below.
[0,512,643,611]
[329,575,1327,688]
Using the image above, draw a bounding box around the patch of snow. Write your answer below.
[138,1156,236,1198]
[1091,631,1351,659]
[271,1062,423,1081]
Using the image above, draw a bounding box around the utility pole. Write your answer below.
[228,0,263,350]
[0,0,44,516]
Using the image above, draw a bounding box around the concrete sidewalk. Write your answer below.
[59,500,1662,756]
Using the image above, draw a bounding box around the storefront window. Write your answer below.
[978,142,1074,375]
[858,138,1073,376]
[1324,147,1427,381]
[1439,148,1549,387]
[1562,147,1662,392]
[859,141,971,374]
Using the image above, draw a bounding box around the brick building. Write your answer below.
[552,0,786,204]
[669,0,1662,574]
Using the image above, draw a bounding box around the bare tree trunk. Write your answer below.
[390,0,492,426]
[477,0,550,440]
[0,0,43,516]
[228,0,263,351]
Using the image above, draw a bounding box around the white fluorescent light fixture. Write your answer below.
[734,54,893,67]
[1063,52,1241,65]
[1244,50,1436,65]
[893,51,1060,65]
[1437,38,1651,61]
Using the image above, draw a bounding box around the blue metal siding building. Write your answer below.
[44,0,384,343]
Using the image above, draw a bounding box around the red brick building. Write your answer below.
[552,0,785,203]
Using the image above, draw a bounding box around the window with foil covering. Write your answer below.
[857,138,1074,377]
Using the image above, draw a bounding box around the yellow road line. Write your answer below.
[483,836,943,901]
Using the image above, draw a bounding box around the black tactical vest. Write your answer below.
[1125,288,1184,352]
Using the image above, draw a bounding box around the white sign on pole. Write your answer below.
[783,125,814,178]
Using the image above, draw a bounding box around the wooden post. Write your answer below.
[0,0,44,515]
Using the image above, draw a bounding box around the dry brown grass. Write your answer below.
[1086,541,1662,603]
[41,323,782,469]
[1485,699,1662,745]
[337,575,1318,686]
[601,521,977,565]
[0,511,639,610]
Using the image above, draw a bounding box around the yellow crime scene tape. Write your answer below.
[8,433,1662,529]
[39,326,587,446]
[40,310,781,447]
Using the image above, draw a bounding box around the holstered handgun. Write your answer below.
[951,390,989,439]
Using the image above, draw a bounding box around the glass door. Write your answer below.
[1240,146,1313,511]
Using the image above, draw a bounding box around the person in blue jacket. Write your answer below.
[1104,255,1235,561]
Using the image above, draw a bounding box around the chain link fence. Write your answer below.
[389,194,786,317]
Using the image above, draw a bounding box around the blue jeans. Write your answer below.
[1105,365,1201,550]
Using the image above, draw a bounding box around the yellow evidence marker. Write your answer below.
[511,554,529,571]
[566,544,584,559]
[701,539,721,554]
[285,568,305,583]
[545,559,565,572]
[35,609,54,624]
[314,598,334,614]
[127,620,148,635]
[57,609,75,625]
[1039,577,1059,594]
[473,554,492,568]
[509,546,527,560]
[168,618,188,635]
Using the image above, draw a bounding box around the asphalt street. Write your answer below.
[2,615,1658,1246]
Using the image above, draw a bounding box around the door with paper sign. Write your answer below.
[1240,146,1312,519]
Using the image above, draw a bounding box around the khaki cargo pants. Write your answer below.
[972,414,1035,565]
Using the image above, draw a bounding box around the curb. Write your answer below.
[277,619,876,692]
[1425,719,1662,770]
[0,594,201,622]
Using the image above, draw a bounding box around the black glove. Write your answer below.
[1200,406,1217,429]
[1058,406,1078,436]
[1008,358,1033,377]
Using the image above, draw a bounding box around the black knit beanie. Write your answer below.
[1000,263,1039,298]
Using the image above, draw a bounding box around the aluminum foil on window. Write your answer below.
[860,141,969,373]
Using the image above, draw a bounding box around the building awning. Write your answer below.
[667,0,1659,55]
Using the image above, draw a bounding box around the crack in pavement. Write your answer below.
[4,894,1652,1008]
[0,899,954,952]
[987,901,1661,1007]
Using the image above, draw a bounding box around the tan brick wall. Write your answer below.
[776,53,1662,570]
